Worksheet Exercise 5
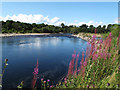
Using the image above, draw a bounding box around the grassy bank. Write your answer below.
[74,32,102,38]
[56,32,120,89]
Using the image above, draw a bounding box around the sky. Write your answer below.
[0,2,119,26]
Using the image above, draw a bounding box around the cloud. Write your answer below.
[114,18,118,23]
[74,20,78,23]
[0,16,3,21]
[50,17,60,24]
[0,14,63,25]
[114,18,120,24]
[68,20,103,27]
[55,21,66,26]
[0,14,105,26]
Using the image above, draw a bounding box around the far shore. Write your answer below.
[0,33,102,42]
[0,33,52,37]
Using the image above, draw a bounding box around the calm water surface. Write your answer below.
[2,35,88,88]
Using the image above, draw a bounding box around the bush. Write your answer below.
[110,24,120,37]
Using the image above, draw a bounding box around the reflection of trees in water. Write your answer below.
[2,36,33,46]
[60,38,65,42]
[39,63,67,85]
[2,37,16,45]
[73,39,78,43]
[50,37,60,46]
[72,38,79,44]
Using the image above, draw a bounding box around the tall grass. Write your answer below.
[32,59,39,89]
[0,59,8,88]
[58,32,120,88]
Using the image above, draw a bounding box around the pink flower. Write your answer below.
[87,42,90,45]
[103,52,107,60]
[117,32,120,46]
[33,68,38,74]
[90,36,96,57]
[107,53,111,58]
[109,32,112,37]
[100,52,104,58]
[32,59,39,88]
[41,78,43,81]
[113,57,116,61]
[50,85,53,88]
[87,85,89,88]
[67,51,76,76]
[93,54,98,60]
[77,53,79,58]
[95,28,97,34]
[79,50,86,77]
[80,61,82,65]
[77,69,80,72]
[64,78,67,81]
[86,43,91,59]
[95,54,98,57]
[47,79,50,82]
[93,35,96,40]
[81,50,84,64]
[72,53,76,59]
[100,39,103,43]
[74,53,79,75]
[44,81,46,83]
[65,81,67,84]
[83,61,87,66]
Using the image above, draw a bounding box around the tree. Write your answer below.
[32,28,39,33]
[88,25,95,33]
[80,24,88,32]
[70,27,78,34]
[97,25,102,33]
[1,20,112,34]
[110,24,120,37]
[61,23,65,28]
[102,25,106,33]
[107,24,112,32]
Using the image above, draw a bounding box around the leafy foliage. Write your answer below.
[1,20,119,34]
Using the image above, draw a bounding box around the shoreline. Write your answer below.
[72,33,102,41]
[0,33,101,42]
[0,33,51,37]
[72,34,91,41]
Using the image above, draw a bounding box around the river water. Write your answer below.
[2,35,88,88]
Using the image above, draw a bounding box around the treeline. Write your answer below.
[1,20,120,35]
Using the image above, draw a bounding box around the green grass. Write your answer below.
[57,33,120,89]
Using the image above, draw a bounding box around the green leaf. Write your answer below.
[0,74,2,76]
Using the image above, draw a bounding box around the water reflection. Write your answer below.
[50,37,60,46]
[2,36,88,88]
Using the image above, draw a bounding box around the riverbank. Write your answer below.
[0,33,51,37]
[57,32,119,89]
[72,33,102,41]
[0,33,102,42]
[72,34,91,41]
